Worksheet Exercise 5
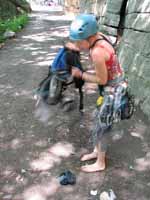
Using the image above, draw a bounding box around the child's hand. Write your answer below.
[71,67,83,79]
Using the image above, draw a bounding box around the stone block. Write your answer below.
[106,0,124,14]
[129,76,146,99]
[135,56,150,79]
[119,41,150,77]
[121,29,150,57]
[100,24,118,36]
[103,13,120,27]
[141,97,150,118]
[126,0,150,13]
[125,13,150,32]
[80,0,106,15]
[118,41,136,72]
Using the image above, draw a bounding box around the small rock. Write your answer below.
[147,182,150,186]
[112,131,124,141]
[100,191,110,200]
[100,189,117,200]
[90,190,98,196]
[109,189,117,200]
[3,30,16,39]
[16,174,24,182]
[21,169,26,173]
[80,124,85,128]
[130,132,143,139]
[129,165,134,170]
[0,43,4,49]
[48,138,51,143]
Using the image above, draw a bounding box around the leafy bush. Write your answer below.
[0,14,28,43]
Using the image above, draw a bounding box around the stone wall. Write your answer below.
[117,0,150,116]
[79,0,105,15]
[78,0,150,118]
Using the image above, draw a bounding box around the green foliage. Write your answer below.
[0,14,28,43]
[0,36,5,43]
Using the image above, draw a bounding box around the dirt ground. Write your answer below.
[0,11,150,200]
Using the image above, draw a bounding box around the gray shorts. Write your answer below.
[91,106,112,152]
[91,82,127,151]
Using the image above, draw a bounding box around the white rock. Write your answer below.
[3,30,16,39]
[90,190,98,196]
[100,189,117,200]
[21,169,26,173]
[109,189,117,200]
[100,191,110,200]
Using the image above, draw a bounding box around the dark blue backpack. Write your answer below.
[51,47,68,72]
[36,47,84,111]
[51,47,82,71]
[51,47,83,80]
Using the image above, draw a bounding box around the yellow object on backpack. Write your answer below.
[96,96,104,106]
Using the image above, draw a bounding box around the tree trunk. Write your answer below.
[8,0,31,12]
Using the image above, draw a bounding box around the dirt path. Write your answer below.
[0,11,150,200]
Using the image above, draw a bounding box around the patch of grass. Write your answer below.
[0,35,5,43]
[0,14,29,43]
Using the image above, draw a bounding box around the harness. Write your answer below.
[90,35,134,127]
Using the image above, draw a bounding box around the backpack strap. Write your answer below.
[90,35,114,49]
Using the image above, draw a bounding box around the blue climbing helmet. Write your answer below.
[69,14,98,41]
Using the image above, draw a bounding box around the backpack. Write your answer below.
[119,89,135,120]
[36,47,84,111]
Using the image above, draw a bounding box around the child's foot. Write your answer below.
[81,162,105,173]
[80,152,97,161]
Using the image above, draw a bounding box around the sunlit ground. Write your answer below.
[0,7,150,200]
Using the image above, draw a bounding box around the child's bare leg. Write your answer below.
[81,142,106,172]
[80,146,97,161]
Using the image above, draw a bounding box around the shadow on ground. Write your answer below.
[0,11,150,200]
